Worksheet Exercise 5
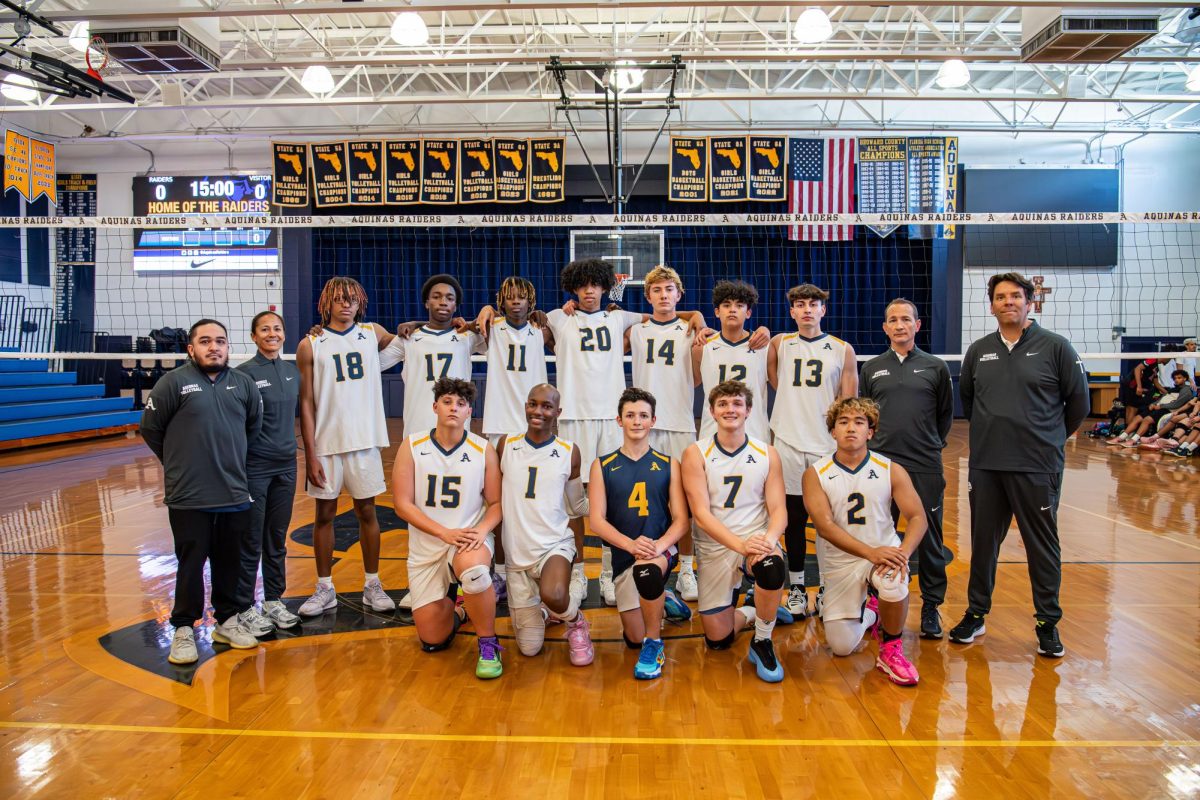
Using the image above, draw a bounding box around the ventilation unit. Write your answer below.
[93,20,221,74]
[1021,8,1159,63]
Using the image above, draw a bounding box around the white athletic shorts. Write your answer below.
[822,538,903,623]
[305,447,386,500]
[694,529,783,614]
[506,541,576,610]
[558,419,621,480]
[406,534,496,611]
[773,438,826,495]
[613,548,679,613]
[648,429,695,462]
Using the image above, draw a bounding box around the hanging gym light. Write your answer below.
[68,21,90,53]
[609,60,645,92]
[1,74,39,102]
[391,12,430,46]
[793,8,833,44]
[300,65,335,94]
[935,59,971,89]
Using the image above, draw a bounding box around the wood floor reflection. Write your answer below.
[1,422,1197,799]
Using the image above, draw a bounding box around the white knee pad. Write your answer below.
[869,568,909,603]
[824,618,868,657]
[511,605,546,656]
[459,564,492,595]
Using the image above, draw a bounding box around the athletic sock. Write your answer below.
[1186,443,1197,452]
[754,617,776,642]
[680,557,695,575]
[735,605,756,629]
[572,562,585,578]
[788,570,804,587]
[495,563,507,578]
[601,545,613,575]
[317,576,333,588]
[363,572,379,584]
[882,629,902,644]
[1130,434,1140,443]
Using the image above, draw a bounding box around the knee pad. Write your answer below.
[623,634,642,650]
[511,605,546,657]
[459,564,492,595]
[751,554,786,591]
[632,563,666,601]
[704,631,736,651]
[420,631,456,653]
[869,568,909,603]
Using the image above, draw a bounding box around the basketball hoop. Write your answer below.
[610,273,631,302]
[85,35,109,81]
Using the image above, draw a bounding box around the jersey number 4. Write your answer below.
[331,352,364,382]
[792,358,824,387]
[425,475,462,508]
[628,481,649,517]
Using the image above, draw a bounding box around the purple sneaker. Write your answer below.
[492,572,508,603]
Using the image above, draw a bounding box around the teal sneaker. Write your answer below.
[634,638,665,680]
[663,589,692,622]
[747,637,784,683]
[476,636,503,679]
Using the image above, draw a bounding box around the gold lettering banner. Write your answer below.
[271,142,310,207]
[5,130,56,204]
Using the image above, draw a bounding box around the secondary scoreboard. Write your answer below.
[131,174,278,272]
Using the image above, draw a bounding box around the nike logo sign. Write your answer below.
[419,451,431,456]
[285,377,294,381]
[511,446,523,451]
[930,506,940,512]
[611,465,621,471]
[913,369,925,373]
[226,385,236,390]
[1040,505,1052,511]
[190,258,215,269]
[1027,352,1039,357]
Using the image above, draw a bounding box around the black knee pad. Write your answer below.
[632,563,666,601]
[420,631,455,653]
[623,634,642,650]
[751,554,786,591]
[704,631,736,651]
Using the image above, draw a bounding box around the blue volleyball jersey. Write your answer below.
[599,447,674,577]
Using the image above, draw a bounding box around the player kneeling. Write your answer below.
[589,388,692,680]
[682,381,790,683]
[802,398,927,686]
[392,378,504,679]
[499,384,594,666]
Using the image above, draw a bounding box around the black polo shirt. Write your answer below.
[236,352,301,477]
[859,347,953,474]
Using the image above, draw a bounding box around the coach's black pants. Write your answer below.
[890,470,951,607]
[966,468,1063,625]
[167,507,250,628]
[237,470,296,607]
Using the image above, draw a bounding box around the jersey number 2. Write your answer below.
[846,492,866,526]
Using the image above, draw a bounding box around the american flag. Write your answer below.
[788,137,856,241]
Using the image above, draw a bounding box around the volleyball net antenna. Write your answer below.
[0,214,1196,400]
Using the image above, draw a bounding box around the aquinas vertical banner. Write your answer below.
[669,136,708,202]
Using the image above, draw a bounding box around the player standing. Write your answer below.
[693,280,770,443]
[392,378,503,678]
[767,284,857,618]
[589,388,692,679]
[803,398,927,685]
[683,381,789,683]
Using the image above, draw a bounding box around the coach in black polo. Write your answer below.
[859,298,954,639]
[950,273,1089,658]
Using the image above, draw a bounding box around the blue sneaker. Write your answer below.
[663,588,692,622]
[775,605,794,625]
[747,638,784,683]
[634,638,665,680]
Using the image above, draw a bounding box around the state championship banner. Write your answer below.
[384,140,420,205]
[55,174,97,265]
[529,138,564,203]
[309,141,350,208]
[495,139,528,203]
[906,136,955,239]
[857,138,908,237]
[4,130,55,204]
[748,136,785,202]
[459,139,496,204]
[420,139,458,204]
[708,136,748,202]
[347,140,384,206]
[272,142,310,207]
[669,136,708,202]
[4,131,31,201]
[30,138,55,205]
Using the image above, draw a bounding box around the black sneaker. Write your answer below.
[948,612,986,643]
[1035,622,1065,657]
[747,637,784,682]
[920,604,943,639]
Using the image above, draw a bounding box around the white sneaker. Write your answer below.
[237,607,276,637]
[815,584,825,617]
[399,592,413,610]
[168,626,197,665]
[262,600,300,629]
[676,570,699,602]
[599,571,616,607]
[569,567,587,606]
[298,583,338,617]
[363,579,396,612]
[212,618,259,649]
[785,584,809,618]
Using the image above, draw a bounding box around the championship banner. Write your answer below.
[384,140,420,205]
[54,174,97,265]
[30,137,56,204]
[4,130,31,202]
[347,140,384,205]
[747,136,784,202]
[271,142,310,207]
[529,138,564,203]
[906,137,948,239]
[669,136,708,202]
[459,139,496,204]
[309,141,350,207]
[943,137,959,239]
[857,137,908,237]
[420,139,458,204]
[494,139,528,203]
[708,136,747,202]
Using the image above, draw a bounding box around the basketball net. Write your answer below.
[610,273,631,302]
[85,36,109,81]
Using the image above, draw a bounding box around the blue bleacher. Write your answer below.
[0,355,140,444]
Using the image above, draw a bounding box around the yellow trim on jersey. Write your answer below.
[748,441,767,456]
[507,434,523,444]
[412,434,431,446]
[653,451,671,463]
[869,455,889,469]
[828,334,846,345]
[466,437,484,453]
[781,333,799,341]
[706,333,720,343]
[818,461,834,475]
[555,438,572,450]
[703,441,716,458]
[600,453,620,467]
[361,323,374,331]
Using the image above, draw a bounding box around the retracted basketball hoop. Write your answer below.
[85,35,109,81]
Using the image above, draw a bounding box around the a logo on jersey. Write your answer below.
[551,449,561,458]
[419,450,431,456]
[356,332,367,340]
[650,462,661,471]
[145,397,156,411]
[451,334,460,343]
[980,352,999,362]
[823,342,832,350]
[746,454,757,464]
[460,453,471,462]
[868,469,879,479]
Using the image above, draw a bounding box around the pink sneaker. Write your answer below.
[565,614,594,666]
[876,639,919,686]
[1105,436,1124,445]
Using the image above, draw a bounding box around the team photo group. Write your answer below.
[140,257,1089,687]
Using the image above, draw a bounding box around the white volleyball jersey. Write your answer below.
[693,434,771,539]
[399,326,484,437]
[482,320,548,436]
[629,317,696,433]
[812,450,900,570]
[309,323,389,456]
[769,332,848,454]
[406,429,489,561]
[547,308,641,421]
[698,333,769,441]
[500,434,575,568]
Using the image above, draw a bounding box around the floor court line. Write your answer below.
[0,720,1196,749]
[1058,502,1200,553]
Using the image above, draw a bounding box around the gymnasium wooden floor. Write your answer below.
[0,421,1197,799]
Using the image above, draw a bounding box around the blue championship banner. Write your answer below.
[906,136,947,239]
[708,136,748,201]
[669,136,708,202]
[420,139,459,204]
[495,139,528,203]
[272,142,309,207]
[309,141,350,207]
[857,137,908,237]
[529,138,564,203]
[748,136,785,202]
[347,140,384,206]
[384,140,420,205]
[459,139,496,204]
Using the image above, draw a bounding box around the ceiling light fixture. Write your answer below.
[68,21,90,53]
[793,8,833,44]
[391,12,429,47]
[609,60,645,92]
[935,58,971,89]
[1,73,39,103]
[300,65,335,94]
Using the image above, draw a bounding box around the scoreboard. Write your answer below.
[131,174,278,272]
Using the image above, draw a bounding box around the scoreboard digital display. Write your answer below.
[131,174,278,272]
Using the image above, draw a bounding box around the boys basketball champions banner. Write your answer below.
[4,130,56,204]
